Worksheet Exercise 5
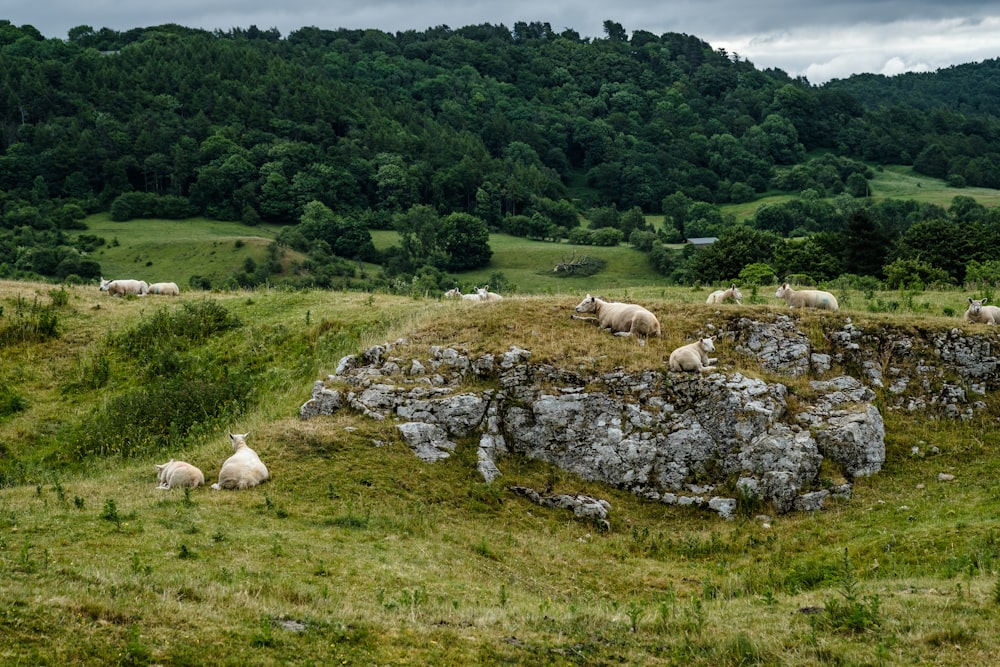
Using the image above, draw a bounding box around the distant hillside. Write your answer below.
[824,58,1000,115]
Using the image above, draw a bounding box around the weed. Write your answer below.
[101,498,121,527]
[251,619,276,648]
[178,544,197,560]
[625,599,645,632]
[73,495,85,509]
[120,624,152,667]
[130,552,152,575]
[816,549,882,635]
[472,537,499,561]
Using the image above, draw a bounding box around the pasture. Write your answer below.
[2,278,1000,665]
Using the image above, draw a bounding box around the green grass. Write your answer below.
[3,278,1000,664]
[720,164,1000,222]
[74,214,295,288]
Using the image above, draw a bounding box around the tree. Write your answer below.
[842,210,890,278]
[439,212,492,270]
[682,226,783,284]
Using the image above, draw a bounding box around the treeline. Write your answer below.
[1,19,1000,287]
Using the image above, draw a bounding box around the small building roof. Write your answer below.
[686,237,718,246]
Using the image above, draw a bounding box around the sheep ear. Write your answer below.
[969,298,975,304]
[983,298,989,305]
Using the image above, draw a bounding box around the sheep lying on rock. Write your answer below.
[211,433,269,490]
[964,297,1000,324]
[571,294,661,338]
[707,284,743,305]
[774,283,838,312]
[155,460,205,489]
[668,336,717,373]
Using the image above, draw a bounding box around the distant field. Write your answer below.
[74,214,292,287]
[720,164,1000,221]
[76,164,1000,296]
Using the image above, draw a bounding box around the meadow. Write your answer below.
[4,169,999,665]
[2,274,1000,666]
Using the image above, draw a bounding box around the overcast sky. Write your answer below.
[4,1,1000,84]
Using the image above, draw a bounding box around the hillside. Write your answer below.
[2,279,1000,665]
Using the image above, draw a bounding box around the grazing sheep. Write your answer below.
[668,336,717,373]
[210,433,269,490]
[964,297,1000,324]
[774,283,838,312]
[571,294,661,338]
[155,460,205,489]
[706,284,743,305]
[146,282,179,296]
[99,277,148,296]
[476,285,503,302]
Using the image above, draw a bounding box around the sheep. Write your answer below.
[476,285,503,302]
[706,283,743,305]
[210,433,270,490]
[155,459,205,489]
[444,287,486,301]
[964,297,1000,324]
[571,294,661,338]
[146,282,179,296]
[99,277,148,296]
[774,283,839,312]
[668,336,717,373]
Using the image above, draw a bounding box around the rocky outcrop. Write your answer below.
[300,333,886,519]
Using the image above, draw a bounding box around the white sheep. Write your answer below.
[668,336,717,373]
[146,282,180,296]
[571,294,661,338]
[99,277,148,296]
[476,285,503,302]
[706,284,743,305]
[774,283,838,312]
[443,287,481,301]
[211,433,270,490]
[155,460,205,489]
[964,297,1000,324]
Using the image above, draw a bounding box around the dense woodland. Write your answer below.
[3,18,1000,290]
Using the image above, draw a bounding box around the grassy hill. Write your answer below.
[2,278,1000,665]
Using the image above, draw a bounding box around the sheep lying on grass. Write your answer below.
[571,294,661,338]
[99,277,148,296]
[211,433,269,490]
[146,282,179,296]
[964,297,1000,324]
[476,285,503,302]
[443,288,462,298]
[668,336,717,373]
[706,284,743,305]
[155,460,205,489]
[774,283,838,312]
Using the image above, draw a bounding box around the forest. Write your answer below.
[3,18,1000,290]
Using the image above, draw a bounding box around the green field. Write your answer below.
[3,277,1000,665]
[77,214,292,288]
